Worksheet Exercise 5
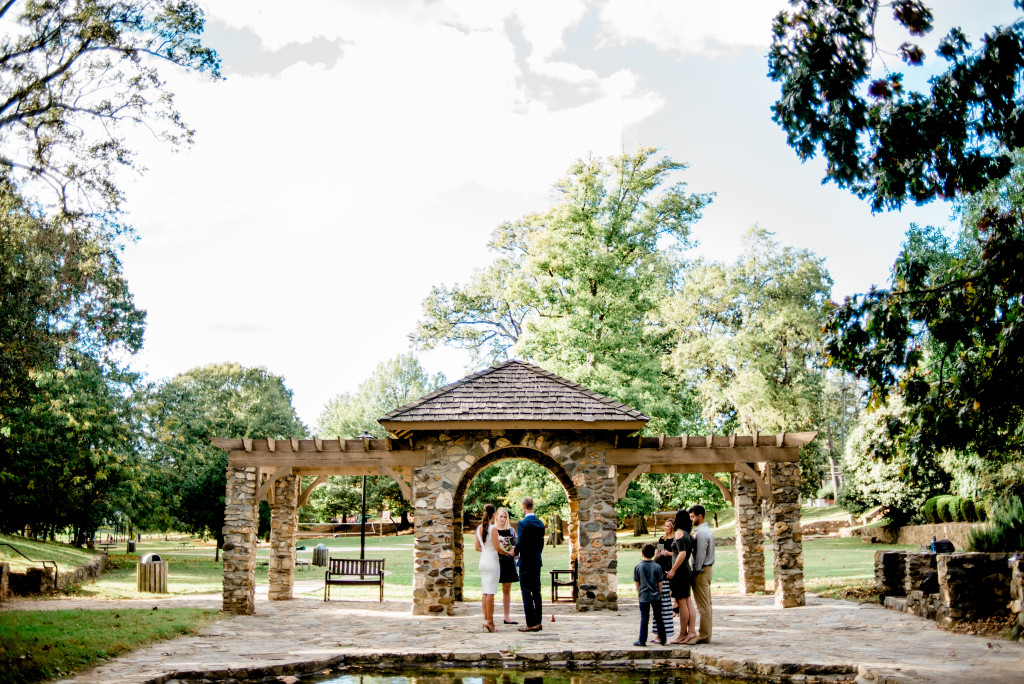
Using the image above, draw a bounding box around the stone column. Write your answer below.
[567,498,580,565]
[223,465,259,615]
[573,447,618,611]
[411,435,459,615]
[732,470,765,594]
[767,461,804,607]
[1010,555,1024,642]
[268,473,299,601]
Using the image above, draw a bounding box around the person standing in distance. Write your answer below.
[689,504,715,643]
[514,496,545,632]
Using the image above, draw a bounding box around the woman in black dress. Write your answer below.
[494,507,519,624]
[667,508,697,644]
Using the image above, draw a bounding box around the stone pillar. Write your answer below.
[567,499,579,565]
[452,516,465,602]
[411,435,459,615]
[573,448,618,611]
[732,470,765,594]
[223,465,259,614]
[1010,555,1024,642]
[268,474,299,601]
[767,461,804,607]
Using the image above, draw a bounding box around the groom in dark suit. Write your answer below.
[514,496,545,632]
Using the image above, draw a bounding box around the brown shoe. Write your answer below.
[517,626,533,632]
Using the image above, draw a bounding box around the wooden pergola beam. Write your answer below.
[606,446,800,466]
[212,437,413,453]
[227,451,425,468]
[735,462,772,498]
[257,466,292,500]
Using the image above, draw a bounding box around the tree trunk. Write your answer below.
[399,510,411,531]
[632,515,648,536]
[826,425,841,499]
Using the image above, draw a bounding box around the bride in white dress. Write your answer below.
[475,503,501,632]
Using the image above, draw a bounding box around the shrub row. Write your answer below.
[920,495,988,524]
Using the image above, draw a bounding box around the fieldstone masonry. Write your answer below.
[269,474,299,601]
[223,465,259,614]
[413,430,618,616]
[768,461,804,607]
[732,469,765,594]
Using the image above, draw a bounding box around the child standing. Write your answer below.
[633,542,667,646]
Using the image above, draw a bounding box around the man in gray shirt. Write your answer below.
[689,504,715,643]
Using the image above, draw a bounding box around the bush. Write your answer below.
[967,496,1024,552]
[920,496,942,524]
[936,496,954,523]
[977,500,988,522]
[947,496,963,522]
[960,499,977,522]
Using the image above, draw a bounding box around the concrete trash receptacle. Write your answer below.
[313,544,328,567]
[137,553,168,593]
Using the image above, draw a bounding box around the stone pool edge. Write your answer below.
[149,649,860,683]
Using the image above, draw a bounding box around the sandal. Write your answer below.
[483,621,496,633]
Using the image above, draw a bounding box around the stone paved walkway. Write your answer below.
[5,587,1023,683]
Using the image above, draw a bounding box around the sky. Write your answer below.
[117,0,1021,430]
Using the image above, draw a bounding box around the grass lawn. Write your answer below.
[0,534,100,573]
[0,607,220,683]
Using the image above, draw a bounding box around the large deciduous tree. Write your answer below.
[0,0,220,217]
[663,228,833,494]
[770,1,1024,503]
[313,353,446,528]
[147,363,306,556]
[413,147,713,435]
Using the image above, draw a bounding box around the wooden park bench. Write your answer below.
[550,558,578,603]
[324,557,386,602]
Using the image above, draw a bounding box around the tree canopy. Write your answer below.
[771,1,1024,504]
[147,363,307,547]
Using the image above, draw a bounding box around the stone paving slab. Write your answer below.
[5,589,1023,684]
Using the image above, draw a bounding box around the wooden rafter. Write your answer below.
[298,475,329,506]
[615,463,649,500]
[735,462,771,499]
[258,466,292,500]
[702,472,732,503]
[379,465,412,500]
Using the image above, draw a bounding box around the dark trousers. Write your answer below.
[520,569,543,627]
[639,598,666,645]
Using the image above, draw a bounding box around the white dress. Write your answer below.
[477,524,500,595]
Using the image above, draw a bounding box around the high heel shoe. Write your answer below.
[483,621,496,633]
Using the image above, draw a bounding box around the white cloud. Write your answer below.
[599,0,788,56]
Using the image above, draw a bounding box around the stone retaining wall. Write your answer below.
[1,553,105,596]
[876,550,1021,640]
[153,648,857,684]
[856,522,980,548]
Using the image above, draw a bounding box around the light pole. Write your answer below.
[359,431,371,560]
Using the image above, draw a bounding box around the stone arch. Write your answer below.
[450,445,580,603]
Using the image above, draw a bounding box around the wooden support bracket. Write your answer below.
[735,462,772,499]
[701,472,733,504]
[379,465,412,501]
[298,475,328,507]
[616,463,650,500]
[258,466,292,501]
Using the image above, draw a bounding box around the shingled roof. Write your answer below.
[378,360,649,433]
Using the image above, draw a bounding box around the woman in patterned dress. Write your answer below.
[653,518,676,641]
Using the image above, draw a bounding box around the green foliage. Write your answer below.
[837,396,949,523]
[920,497,940,524]
[0,0,220,217]
[0,607,219,683]
[967,496,1024,552]
[936,496,954,523]
[960,499,977,523]
[773,2,1024,508]
[663,227,833,493]
[413,148,713,435]
[312,354,446,521]
[147,363,307,544]
[769,0,1024,210]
